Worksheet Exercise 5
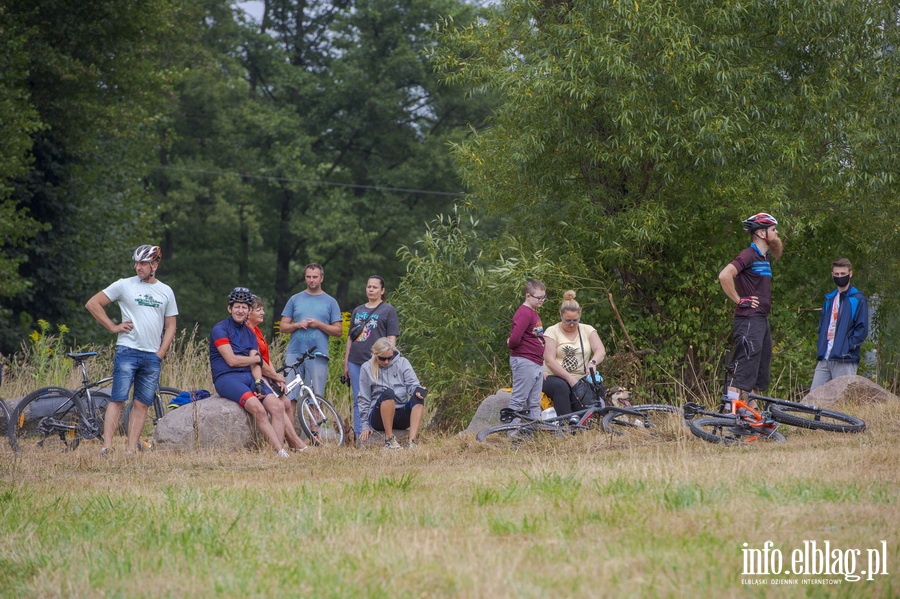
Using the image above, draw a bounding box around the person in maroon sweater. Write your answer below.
[718,213,784,406]
[507,279,547,421]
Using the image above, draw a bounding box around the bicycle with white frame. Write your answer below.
[276,346,345,446]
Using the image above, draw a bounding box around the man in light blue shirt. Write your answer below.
[279,263,342,402]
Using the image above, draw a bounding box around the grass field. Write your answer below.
[1,399,897,598]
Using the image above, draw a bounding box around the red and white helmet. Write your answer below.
[742,213,778,232]
[132,244,162,263]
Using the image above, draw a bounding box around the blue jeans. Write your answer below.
[285,352,329,400]
[349,361,363,435]
[111,346,161,406]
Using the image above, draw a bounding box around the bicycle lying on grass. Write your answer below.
[276,346,345,447]
[7,351,179,453]
[476,371,647,447]
[682,353,865,445]
[597,387,685,436]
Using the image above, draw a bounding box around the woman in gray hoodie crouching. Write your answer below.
[358,337,427,449]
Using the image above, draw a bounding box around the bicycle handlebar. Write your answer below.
[276,345,319,374]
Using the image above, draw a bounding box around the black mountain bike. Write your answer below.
[476,370,645,447]
[682,352,865,445]
[8,351,179,453]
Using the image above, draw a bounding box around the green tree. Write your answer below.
[153,0,495,335]
[393,207,563,428]
[427,0,900,397]
[0,0,202,351]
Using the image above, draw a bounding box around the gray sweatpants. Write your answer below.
[510,356,543,420]
[810,360,858,390]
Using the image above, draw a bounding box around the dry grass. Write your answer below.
[0,400,897,598]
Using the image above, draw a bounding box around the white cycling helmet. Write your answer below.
[132,244,162,263]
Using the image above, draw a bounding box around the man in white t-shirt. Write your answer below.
[86,245,178,455]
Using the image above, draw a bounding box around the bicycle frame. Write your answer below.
[681,350,780,440]
[276,346,319,399]
[499,399,644,433]
[273,345,346,446]
[39,353,109,442]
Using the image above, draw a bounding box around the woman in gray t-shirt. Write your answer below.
[343,275,400,435]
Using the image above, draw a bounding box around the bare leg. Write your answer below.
[281,396,307,450]
[102,401,125,451]
[408,403,425,443]
[243,396,284,452]
[380,400,396,439]
[262,395,285,445]
[746,389,758,410]
[125,400,150,452]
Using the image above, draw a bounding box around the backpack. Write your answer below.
[570,373,606,410]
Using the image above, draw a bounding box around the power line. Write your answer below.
[152,165,466,198]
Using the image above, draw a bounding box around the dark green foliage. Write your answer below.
[0,0,201,350]
[420,0,900,411]
[392,208,565,429]
[0,0,494,351]
[151,0,495,332]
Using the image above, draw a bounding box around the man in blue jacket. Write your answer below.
[811,258,869,390]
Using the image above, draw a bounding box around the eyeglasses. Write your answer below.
[376,354,393,362]
[530,294,547,302]
[563,319,580,325]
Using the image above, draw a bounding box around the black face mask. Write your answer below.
[833,274,851,288]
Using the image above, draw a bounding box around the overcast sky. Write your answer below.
[235,0,497,23]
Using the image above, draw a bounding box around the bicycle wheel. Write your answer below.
[689,417,785,445]
[9,387,94,453]
[475,422,566,447]
[120,386,182,430]
[475,423,532,447]
[769,404,865,433]
[601,404,683,436]
[0,401,10,449]
[298,392,345,446]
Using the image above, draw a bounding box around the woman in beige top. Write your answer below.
[542,290,606,415]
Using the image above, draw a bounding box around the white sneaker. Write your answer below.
[384,436,402,450]
[276,448,290,458]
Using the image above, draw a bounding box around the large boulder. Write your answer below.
[802,375,899,407]
[154,395,262,451]
[461,389,512,436]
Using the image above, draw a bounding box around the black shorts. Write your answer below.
[729,316,772,392]
[369,392,424,432]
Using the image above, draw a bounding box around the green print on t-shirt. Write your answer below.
[136,294,163,308]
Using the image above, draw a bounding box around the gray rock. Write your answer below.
[154,395,262,451]
[461,389,512,436]
[802,375,899,407]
